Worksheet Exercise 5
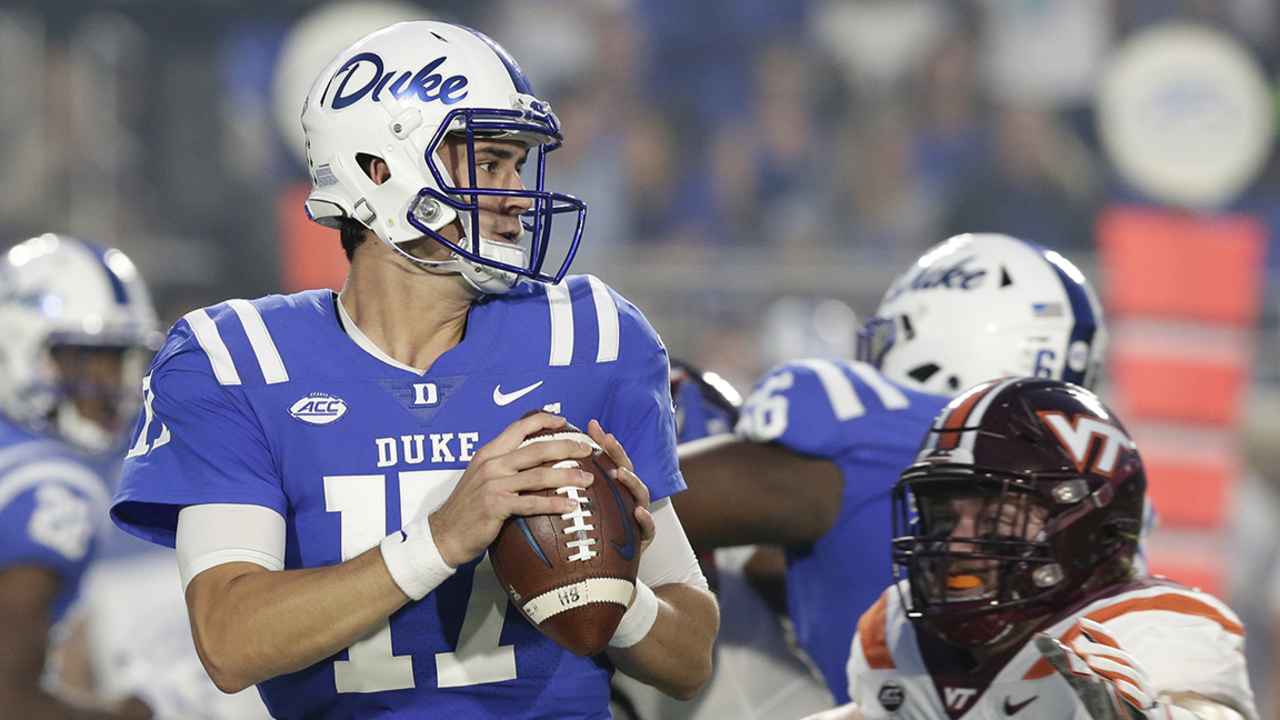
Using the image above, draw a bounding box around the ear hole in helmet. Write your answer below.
[947,375,961,391]
[908,363,940,383]
[1000,266,1013,287]
[356,153,390,185]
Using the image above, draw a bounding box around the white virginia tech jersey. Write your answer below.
[849,578,1258,720]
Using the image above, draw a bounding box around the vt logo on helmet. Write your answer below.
[302,21,587,294]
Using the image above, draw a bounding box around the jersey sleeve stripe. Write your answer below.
[1023,592,1245,679]
[859,590,896,669]
[793,359,866,420]
[847,362,911,409]
[587,275,619,363]
[547,281,574,367]
[183,308,242,386]
[227,299,290,385]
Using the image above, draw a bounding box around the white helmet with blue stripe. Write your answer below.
[857,233,1107,396]
[300,20,586,294]
[0,234,161,452]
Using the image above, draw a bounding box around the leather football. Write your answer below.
[488,419,641,656]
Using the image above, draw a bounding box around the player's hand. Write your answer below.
[431,412,597,567]
[589,419,655,558]
[1034,618,1158,720]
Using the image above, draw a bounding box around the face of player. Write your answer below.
[49,345,129,434]
[917,489,1048,605]
[403,136,534,264]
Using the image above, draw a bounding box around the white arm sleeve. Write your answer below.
[176,503,286,591]
[636,498,709,591]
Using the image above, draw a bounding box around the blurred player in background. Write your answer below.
[111,20,715,720]
[0,234,156,720]
[804,377,1256,720]
[611,361,834,720]
[676,233,1108,702]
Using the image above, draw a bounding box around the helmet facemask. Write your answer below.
[893,475,1061,646]
[404,101,587,292]
[44,341,155,454]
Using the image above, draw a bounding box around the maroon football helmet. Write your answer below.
[891,377,1145,647]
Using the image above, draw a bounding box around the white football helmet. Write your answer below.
[0,235,161,453]
[857,233,1107,396]
[300,20,587,294]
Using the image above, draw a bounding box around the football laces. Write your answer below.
[556,486,598,562]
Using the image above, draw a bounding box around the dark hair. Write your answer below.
[338,218,367,261]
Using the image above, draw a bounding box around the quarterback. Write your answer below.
[805,378,1256,720]
[111,21,716,720]
[676,233,1108,701]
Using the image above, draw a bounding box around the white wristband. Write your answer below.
[380,515,456,601]
[609,580,659,648]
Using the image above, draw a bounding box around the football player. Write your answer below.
[611,361,834,720]
[803,377,1256,720]
[0,234,158,719]
[110,20,716,720]
[675,233,1107,702]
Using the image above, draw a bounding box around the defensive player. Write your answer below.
[110,20,716,720]
[807,377,1256,720]
[0,234,158,719]
[675,233,1107,702]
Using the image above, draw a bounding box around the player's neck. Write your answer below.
[339,241,478,372]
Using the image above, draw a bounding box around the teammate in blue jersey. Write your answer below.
[110,20,716,720]
[0,234,159,719]
[674,233,1107,703]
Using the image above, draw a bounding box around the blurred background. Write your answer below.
[3,0,1280,710]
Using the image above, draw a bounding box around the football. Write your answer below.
[488,418,641,656]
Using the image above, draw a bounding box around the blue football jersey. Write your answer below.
[111,276,684,720]
[0,416,110,623]
[735,359,948,704]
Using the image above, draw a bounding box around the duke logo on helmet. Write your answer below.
[328,53,469,109]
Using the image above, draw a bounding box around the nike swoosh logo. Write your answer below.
[493,381,544,406]
[1004,696,1037,715]
[601,459,636,562]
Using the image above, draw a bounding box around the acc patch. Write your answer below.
[878,681,905,711]
[289,392,348,425]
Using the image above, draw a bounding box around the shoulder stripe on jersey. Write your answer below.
[227,299,289,385]
[547,282,574,367]
[794,359,865,420]
[859,589,896,670]
[587,275,619,363]
[0,459,108,515]
[1023,592,1245,680]
[848,362,910,409]
[183,309,241,386]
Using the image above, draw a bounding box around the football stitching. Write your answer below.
[556,487,598,561]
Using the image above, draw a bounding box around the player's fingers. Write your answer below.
[500,436,597,473]
[1077,617,1124,650]
[635,505,656,547]
[589,419,634,475]
[1081,657,1153,708]
[615,466,650,510]
[503,492,582,518]
[478,411,568,460]
[506,464,595,494]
